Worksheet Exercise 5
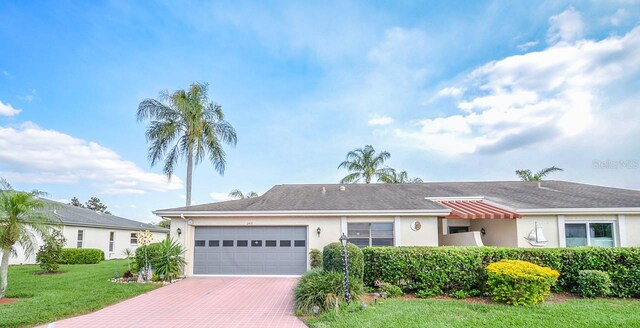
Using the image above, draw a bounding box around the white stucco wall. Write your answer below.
[625,215,640,247]
[7,226,166,265]
[469,218,518,247]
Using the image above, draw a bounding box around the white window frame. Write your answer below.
[564,220,617,247]
[347,222,394,247]
[109,231,115,252]
[77,230,84,248]
[130,233,139,245]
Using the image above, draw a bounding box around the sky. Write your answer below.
[1,1,640,224]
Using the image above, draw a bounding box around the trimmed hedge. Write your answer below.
[323,242,364,282]
[575,270,612,297]
[60,248,104,264]
[486,260,559,305]
[363,246,640,298]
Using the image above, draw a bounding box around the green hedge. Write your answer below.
[575,270,612,297]
[362,246,640,298]
[323,242,364,282]
[135,242,162,270]
[60,248,104,264]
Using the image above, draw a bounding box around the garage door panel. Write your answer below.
[193,226,307,275]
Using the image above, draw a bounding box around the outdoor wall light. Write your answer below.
[480,228,486,236]
[316,227,321,237]
[177,228,182,237]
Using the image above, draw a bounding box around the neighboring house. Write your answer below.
[154,180,640,276]
[9,199,167,265]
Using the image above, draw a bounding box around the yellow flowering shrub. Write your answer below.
[486,259,560,306]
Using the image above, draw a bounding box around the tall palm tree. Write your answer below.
[515,166,564,181]
[0,179,58,298]
[338,145,394,184]
[137,83,237,206]
[380,170,424,184]
[228,189,259,199]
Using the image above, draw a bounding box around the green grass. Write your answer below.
[305,297,640,328]
[0,260,161,328]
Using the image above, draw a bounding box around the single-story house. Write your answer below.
[8,199,167,265]
[154,180,640,277]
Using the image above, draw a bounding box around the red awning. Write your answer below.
[436,200,521,219]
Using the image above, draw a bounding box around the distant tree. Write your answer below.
[380,170,424,184]
[0,178,59,298]
[157,220,171,229]
[69,197,84,208]
[228,189,259,199]
[137,82,238,206]
[515,166,564,181]
[84,197,111,214]
[338,145,394,184]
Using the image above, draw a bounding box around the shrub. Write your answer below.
[152,237,186,280]
[575,270,611,298]
[309,249,323,269]
[486,260,559,306]
[379,282,403,298]
[60,248,104,264]
[362,246,640,298]
[36,230,66,272]
[294,269,363,314]
[323,242,364,282]
[135,242,162,271]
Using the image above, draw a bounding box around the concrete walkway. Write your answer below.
[40,277,307,328]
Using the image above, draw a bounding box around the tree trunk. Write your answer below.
[0,247,10,299]
[186,146,194,207]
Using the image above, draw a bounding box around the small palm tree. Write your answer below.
[338,145,394,184]
[380,170,424,184]
[137,83,238,206]
[515,166,564,181]
[153,237,187,280]
[228,190,259,199]
[0,179,59,298]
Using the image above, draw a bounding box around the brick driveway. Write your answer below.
[40,277,307,328]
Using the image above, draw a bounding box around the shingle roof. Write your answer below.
[44,199,167,232]
[156,180,640,213]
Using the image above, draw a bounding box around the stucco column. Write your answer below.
[557,215,566,247]
[617,214,627,247]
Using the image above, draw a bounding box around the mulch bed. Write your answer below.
[362,292,577,305]
[0,298,18,305]
[32,270,67,275]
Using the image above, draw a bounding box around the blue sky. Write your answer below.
[1,1,639,223]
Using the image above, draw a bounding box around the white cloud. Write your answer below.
[368,115,394,126]
[210,192,233,202]
[0,122,183,194]
[0,101,21,116]
[18,89,36,103]
[547,8,584,45]
[393,23,640,155]
[436,87,465,98]
[517,41,539,51]
[609,8,629,27]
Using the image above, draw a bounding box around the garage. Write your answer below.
[193,226,308,275]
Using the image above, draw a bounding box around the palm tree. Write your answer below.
[338,145,394,184]
[137,83,238,206]
[515,166,564,181]
[380,170,424,184]
[228,190,259,199]
[0,179,58,298]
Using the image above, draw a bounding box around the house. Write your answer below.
[9,199,167,265]
[154,180,640,276]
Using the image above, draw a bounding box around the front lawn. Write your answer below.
[0,260,161,328]
[305,297,640,328]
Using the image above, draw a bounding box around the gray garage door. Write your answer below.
[193,226,307,275]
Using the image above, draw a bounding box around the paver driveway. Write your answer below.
[40,277,306,328]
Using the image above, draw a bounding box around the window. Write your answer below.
[237,240,248,247]
[223,240,234,247]
[109,232,115,252]
[77,230,84,248]
[130,233,138,245]
[565,222,614,247]
[209,240,220,247]
[280,240,291,247]
[251,240,262,247]
[294,240,306,247]
[448,226,469,234]
[265,240,277,247]
[347,223,394,247]
[195,240,206,247]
